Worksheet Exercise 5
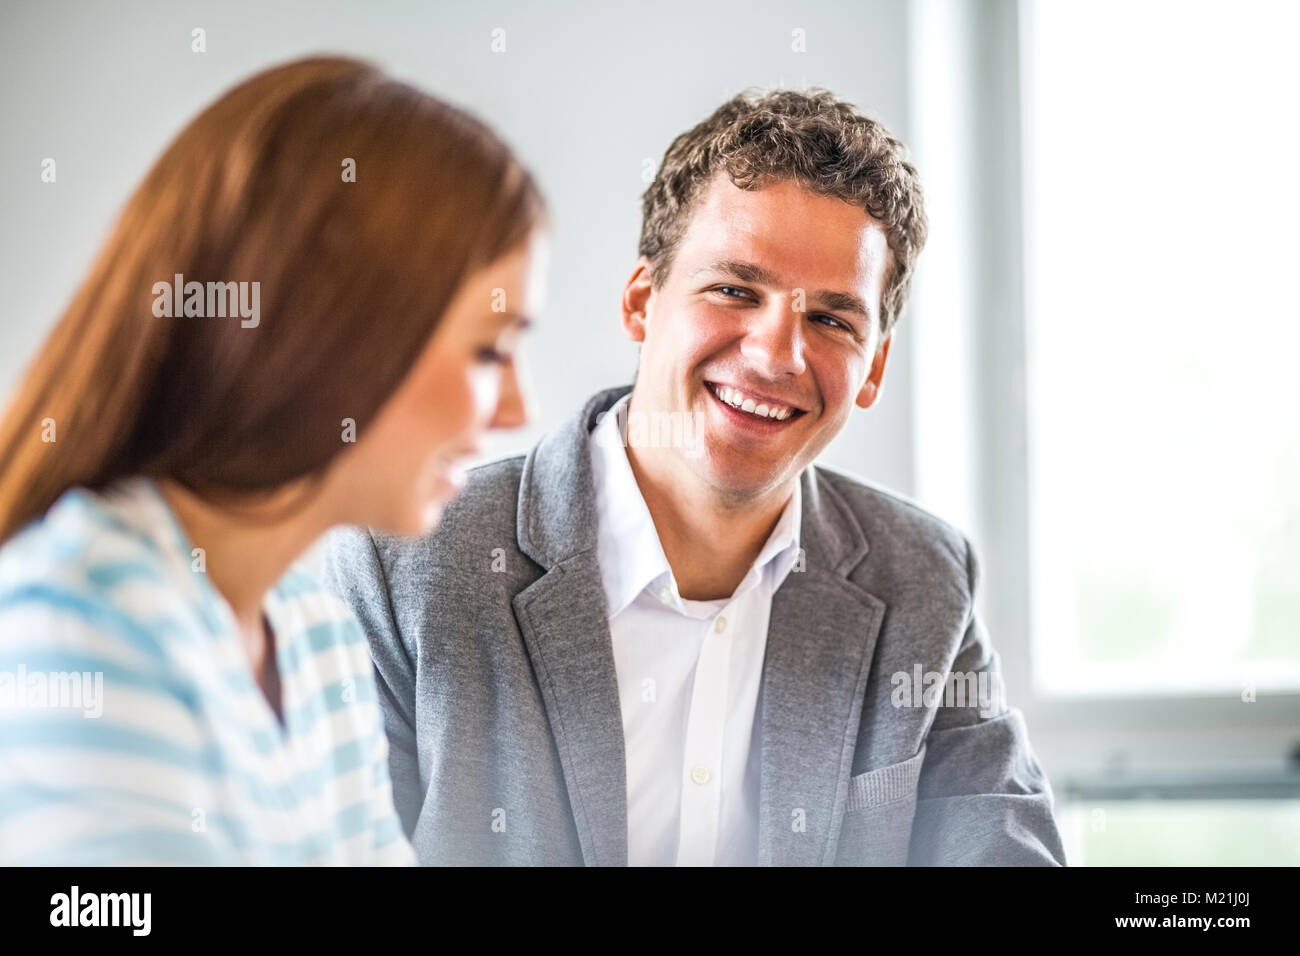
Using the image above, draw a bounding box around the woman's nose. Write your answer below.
[489,358,532,431]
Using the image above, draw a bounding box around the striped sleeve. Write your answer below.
[0,587,239,865]
[366,725,418,865]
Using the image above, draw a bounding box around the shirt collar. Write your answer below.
[98,475,279,638]
[589,393,803,617]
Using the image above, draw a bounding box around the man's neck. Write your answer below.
[623,438,795,602]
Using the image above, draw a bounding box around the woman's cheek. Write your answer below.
[420,349,482,436]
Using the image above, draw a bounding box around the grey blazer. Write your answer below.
[323,386,1067,866]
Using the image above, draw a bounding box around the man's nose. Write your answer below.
[738,300,807,378]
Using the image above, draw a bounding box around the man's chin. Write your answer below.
[688,455,796,502]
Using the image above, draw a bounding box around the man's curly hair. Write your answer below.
[639,88,928,340]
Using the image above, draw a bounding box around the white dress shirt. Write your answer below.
[589,394,802,866]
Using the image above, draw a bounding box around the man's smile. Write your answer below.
[704,380,808,427]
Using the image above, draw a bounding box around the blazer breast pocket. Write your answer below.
[835,744,928,866]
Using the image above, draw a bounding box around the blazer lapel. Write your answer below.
[512,387,632,866]
[758,466,887,865]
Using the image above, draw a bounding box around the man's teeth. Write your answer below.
[713,384,794,420]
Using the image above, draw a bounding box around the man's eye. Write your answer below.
[811,314,850,332]
[715,286,750,299]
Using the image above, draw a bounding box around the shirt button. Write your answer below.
[713,615,727,634]
[658,586,673,604]
[690,765,712,785]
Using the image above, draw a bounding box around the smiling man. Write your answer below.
[325,89,1066,866]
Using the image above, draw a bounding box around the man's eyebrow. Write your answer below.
[812,290,869,318]
[692,258,870,318]
[690,258,785,288]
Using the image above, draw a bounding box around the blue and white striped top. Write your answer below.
[0,476,415,865]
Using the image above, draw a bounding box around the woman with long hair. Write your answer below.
[0,56,547,864]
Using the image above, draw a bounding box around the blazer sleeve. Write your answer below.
[907,534,1069,866]
[322,526,424,841]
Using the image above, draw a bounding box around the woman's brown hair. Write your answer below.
[0,55,545,544]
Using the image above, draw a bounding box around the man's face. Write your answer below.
[623,172,892,501]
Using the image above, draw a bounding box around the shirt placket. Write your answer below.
[675,604,733,866]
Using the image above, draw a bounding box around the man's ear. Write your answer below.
[855,331,893,409]
[621,257,655,344]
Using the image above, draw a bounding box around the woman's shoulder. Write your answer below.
[0,484,227,864]
[1,479,179,589]
[0,480,198,668]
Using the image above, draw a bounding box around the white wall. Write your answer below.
[0,0,918,496]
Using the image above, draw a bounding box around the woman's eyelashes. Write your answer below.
[475,345,510,365]
[710,285,852,333]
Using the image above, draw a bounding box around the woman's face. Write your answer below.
[331,232,548,535]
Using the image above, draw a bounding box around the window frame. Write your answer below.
[909,0,1300,792]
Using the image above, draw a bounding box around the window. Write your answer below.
[1061,799,1300,866]
[1023,0,1300,699]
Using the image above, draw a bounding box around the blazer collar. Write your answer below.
[516,385,626,570]
[511,386,631,865]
